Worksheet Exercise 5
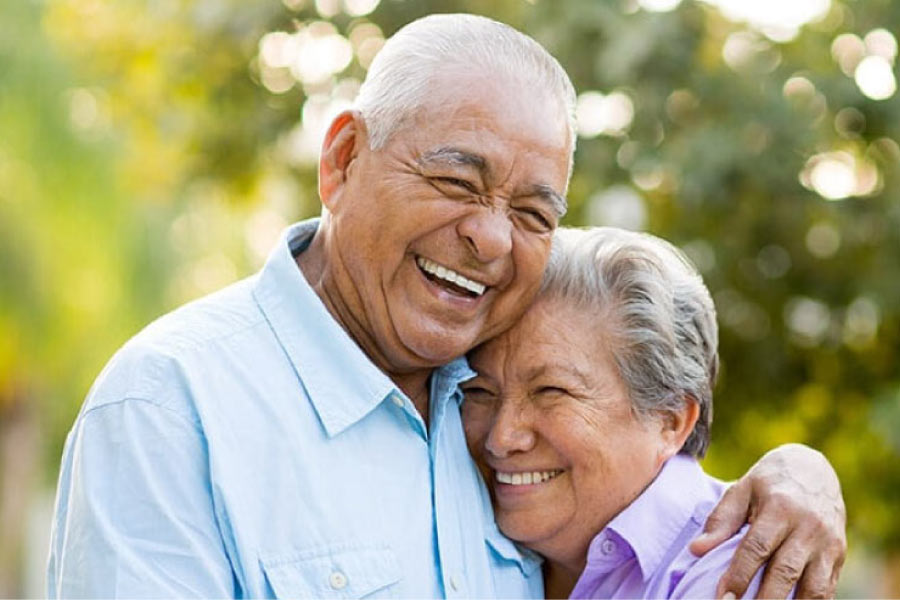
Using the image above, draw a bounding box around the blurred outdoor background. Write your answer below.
[1,0,899,596]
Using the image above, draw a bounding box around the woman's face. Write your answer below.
[462,296,678,569]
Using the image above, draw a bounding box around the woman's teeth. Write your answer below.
[495,470,563,485]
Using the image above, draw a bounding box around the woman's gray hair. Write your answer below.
[354,13,577,181]
[542,227,719,457]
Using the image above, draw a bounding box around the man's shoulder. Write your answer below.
[142,275,266,350]
[83,276,269,415]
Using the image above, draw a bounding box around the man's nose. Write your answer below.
[457,206,514,263]
[484,400,536,459]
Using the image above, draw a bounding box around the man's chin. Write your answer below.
[398,331,479,367]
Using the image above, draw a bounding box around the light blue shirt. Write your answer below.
[48,219,542,599]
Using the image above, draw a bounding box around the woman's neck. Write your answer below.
[543,560,581,599]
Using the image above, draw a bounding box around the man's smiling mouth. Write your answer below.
[416,256,487,297]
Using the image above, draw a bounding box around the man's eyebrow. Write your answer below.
[417,147,487,174]
[522,183,568,217]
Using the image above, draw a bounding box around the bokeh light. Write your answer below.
[292,23,353,86]
[348,22,385,69]
[854,55,897,100]
[831,33,867,77]
[785,296,832,347]
[637,0,682,12]
[587,185,647,230]
[704,0,831,42]
[805,222,842,258]
[843,297,880,349]
[343,0,380,17]
[257,23,356,91]
[722,31,780,72]
[782,75,816,100]
[575,90,634,138]
[834,106,866,138]
[800,150,881,200]
[315,0,340,18]
[864,28,898,63]
[756,244,792,279]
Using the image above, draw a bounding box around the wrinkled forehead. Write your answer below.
[427,66,571,144]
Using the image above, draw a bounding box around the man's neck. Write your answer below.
[295,230,433,421]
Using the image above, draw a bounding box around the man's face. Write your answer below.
[326,72,571,371]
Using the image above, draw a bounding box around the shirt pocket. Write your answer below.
[260,543,402,599]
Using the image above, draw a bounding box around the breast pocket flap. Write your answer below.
[261,544,401,598]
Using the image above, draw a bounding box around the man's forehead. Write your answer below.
[417,146,568,217]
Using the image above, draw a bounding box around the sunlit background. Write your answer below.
[1,0,899,596]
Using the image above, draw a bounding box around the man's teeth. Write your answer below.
[496,470,563,485]
[416,257,486,296]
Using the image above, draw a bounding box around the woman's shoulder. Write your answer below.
[667,520,764,599]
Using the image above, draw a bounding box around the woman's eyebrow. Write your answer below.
[525,363,590,387]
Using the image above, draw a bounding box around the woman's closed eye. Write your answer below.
[462,384,497,404]
[536,385,569,397]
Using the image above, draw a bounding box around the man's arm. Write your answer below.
[689,443,847,599]
[48,398,235,598]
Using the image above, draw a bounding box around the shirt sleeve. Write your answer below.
[670,527,766,599]
[47,396,235,598]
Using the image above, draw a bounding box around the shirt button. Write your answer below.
[449,575,460,592]
[391,393,404,408]
[329,571,348,590]
[601,538,617,555]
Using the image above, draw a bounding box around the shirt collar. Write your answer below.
[484,522,544,577]
[252,219,399,437]
[599,454,710,582]
[431,357,476,408]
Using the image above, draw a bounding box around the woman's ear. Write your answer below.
[318,110,367,209]
[656,397,700,465]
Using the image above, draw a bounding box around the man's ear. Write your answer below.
[656,398,700,465]
[318,110,367,209]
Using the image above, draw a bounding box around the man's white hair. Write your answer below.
[354,13,577,180]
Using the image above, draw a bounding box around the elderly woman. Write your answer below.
[463,227,798,599]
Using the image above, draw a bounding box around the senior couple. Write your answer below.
[48,14,845,599]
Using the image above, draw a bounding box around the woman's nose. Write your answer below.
[484,400,536,458]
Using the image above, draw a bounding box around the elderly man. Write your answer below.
[48,13,844,599]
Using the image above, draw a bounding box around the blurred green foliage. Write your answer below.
[1,0,899,596]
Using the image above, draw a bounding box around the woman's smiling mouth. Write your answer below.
[495,469,564,485]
